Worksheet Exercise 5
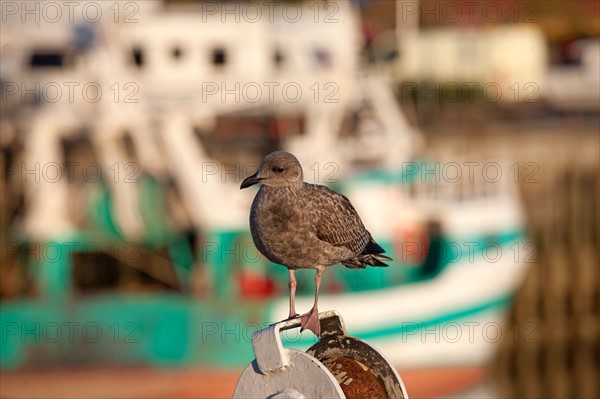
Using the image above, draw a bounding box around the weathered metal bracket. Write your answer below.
[234,310,409,399]
[251,310,346,374]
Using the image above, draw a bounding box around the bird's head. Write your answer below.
[240,151,304,189]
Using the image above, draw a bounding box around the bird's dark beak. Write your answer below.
[240,173,261,189]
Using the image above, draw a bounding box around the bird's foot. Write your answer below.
[300,307,321,338]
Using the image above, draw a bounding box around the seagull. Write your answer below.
[240,151,392,337]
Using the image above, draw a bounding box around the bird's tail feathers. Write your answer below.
[374,253,393,262]
[341,237,393,269]
[341,253,392,269]
[364,239,386,255]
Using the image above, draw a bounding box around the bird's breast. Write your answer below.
[249,188,315,267]
[251,189,306,234]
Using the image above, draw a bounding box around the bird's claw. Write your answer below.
[300,308,321,338]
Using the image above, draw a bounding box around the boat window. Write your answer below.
[121,131,139,162]
[212,47,227,66]
[273,48,284,67]
[313,48,331,68]
[73,247,181,294]
[171,46,183,61]
[29,51,67,68]
[132,47,144,67]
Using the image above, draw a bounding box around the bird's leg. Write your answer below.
[287,269,298,320]
[300,266,323,337]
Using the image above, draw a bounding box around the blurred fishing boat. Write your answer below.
[0,1,531,396]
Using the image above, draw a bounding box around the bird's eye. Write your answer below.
[273,167,284,173]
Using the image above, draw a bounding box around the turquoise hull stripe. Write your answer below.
[419,228,527,281]
[357,293,513,341]
[284,293,514,347]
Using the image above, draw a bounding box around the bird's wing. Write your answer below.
[308,184,370,255]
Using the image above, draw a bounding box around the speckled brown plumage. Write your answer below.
[241,151,392,336]
[250,183,389,269]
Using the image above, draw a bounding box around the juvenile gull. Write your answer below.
[240,151,392,337]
